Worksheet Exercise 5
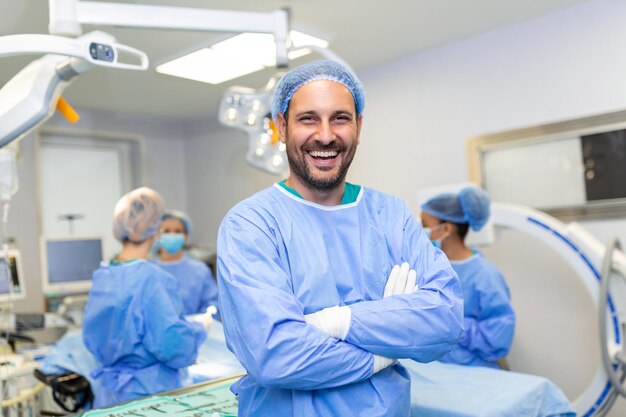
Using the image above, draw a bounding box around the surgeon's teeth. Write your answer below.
[309,150,338,158]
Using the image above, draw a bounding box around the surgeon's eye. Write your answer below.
[332,114,353,124]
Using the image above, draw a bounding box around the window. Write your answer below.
[467,109,626,221]
[37,129,144,257]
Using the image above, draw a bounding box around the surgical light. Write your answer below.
[157,30,328,85]
[226,108,238,122]
[0,31,148,149]
[244,115,287,175]
[271,154,284,167]
[219,74,280,132]
[219,73,287,175]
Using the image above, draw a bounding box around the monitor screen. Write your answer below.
[41,237,104,295]
[0,250,25,301]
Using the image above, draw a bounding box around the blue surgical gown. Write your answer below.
[217,184,463,417]
[82,259,207,406]
[440,253,515,368]
[151,255,219,315]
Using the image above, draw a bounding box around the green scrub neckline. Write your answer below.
[109,257,139,266]
[278,180,361,205]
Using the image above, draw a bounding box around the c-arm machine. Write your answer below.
[491,202,626,416]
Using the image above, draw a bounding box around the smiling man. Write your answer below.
[217,60,463,417]
[279,78,360,205]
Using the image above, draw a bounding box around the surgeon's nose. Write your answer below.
[316,120,335,145]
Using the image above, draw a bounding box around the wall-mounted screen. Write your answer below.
[40,236,104,295]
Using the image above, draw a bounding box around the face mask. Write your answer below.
[158,233,186,254]
[423,224,446,249]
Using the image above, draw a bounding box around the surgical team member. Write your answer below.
[83,188,211,407]
[217,60,463,417]
[421,187,515,368]
[152,210,219,316]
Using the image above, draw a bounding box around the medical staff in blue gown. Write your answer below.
[152,210,219,316]
[83,188,211,407]
[421,187,515,369]
[217,60,464,417]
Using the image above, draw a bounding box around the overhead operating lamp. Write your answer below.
[0,0,290,150]
[219,74,288,175]
[0,31,148,148]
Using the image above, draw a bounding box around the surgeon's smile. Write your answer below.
[305,148,341,170]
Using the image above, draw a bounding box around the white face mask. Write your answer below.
[423,223,447,248]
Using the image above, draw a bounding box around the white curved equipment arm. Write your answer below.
[0,33,148,70]
[491,202,625,416]
[49,0,290,67]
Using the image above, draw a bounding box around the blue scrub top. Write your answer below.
[217,184,463,417]
[440,252,515,368]
[152,255,219,315]
[83,259,206,406]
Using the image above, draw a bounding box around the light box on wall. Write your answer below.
[467,109,626,221]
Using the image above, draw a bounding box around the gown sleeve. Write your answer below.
[142,273,207,369]
[217,212,377,390]
[346,206,464,362]
[460,266,515,361]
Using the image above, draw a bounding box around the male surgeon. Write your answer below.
[217,60,463,417]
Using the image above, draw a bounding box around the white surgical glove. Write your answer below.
[383,262,418,298]
[304,305,352,340]
[192,305,217,332]
[373,355,396,372]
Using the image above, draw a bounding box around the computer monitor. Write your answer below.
[40,236,105,295]
[0,249,25,302]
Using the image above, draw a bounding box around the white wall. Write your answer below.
[346,0,626,414]
[182,117,277,251]
[8,109,188,312]
[352,0,626,210]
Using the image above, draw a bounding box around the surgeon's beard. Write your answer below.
[286,137,357,193]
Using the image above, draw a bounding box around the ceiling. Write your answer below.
[1,0,590,119]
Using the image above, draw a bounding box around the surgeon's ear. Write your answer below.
[356,115,363,145]
[275,113,287,143]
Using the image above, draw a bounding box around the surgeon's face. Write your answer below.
[277,80,362,192]
[160,218,186,235]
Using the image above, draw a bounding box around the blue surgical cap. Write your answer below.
[421,187,491,232]
[271,60,365,120]
[162,210,193,235]
[113,187,164,243]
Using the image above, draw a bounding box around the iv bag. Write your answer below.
[0,148,18,201]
